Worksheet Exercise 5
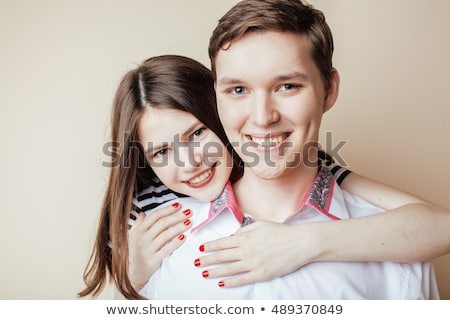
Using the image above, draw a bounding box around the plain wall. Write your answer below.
[0,0,448,299]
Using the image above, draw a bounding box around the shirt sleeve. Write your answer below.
[130,178,186,225]
[318,150,352,186]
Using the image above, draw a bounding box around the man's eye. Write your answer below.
[279,83,301,91]
[231,86,246,95]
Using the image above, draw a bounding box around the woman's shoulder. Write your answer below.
[133,177,188,213]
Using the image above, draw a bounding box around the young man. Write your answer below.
[137,0,439,299]
[205,0,440,298]
[210,0,341,225]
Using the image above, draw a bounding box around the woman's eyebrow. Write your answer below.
[144,121,200,156]
[145,142,169,157]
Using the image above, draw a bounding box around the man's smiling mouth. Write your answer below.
[246,133,291,148]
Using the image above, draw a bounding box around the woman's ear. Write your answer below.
[323,68,340,113]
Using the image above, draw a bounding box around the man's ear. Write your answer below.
[323,68,340,113]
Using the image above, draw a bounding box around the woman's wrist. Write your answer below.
[128,264,150,292]
[288,223,331,268]
[130,279,146,292]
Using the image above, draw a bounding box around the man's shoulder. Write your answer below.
[332,183,385,219]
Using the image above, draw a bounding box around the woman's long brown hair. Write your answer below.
[78,55,239,299]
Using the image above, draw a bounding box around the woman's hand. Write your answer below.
[128,202,192,291]
[194,221,319,288]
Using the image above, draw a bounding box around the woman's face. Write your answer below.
[138,107,233,202]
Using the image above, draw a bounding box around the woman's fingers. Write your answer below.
[217,271,266,288]
[195,248,240,267]
[150,214,191,252]
[156,229,188,258]
[131,211,146,229]
[135,202,186,233]
[200,237,237,253]
[193,222,309,288]
[194,251,274,288]
[131,202,192,245]
[199,221,265,253]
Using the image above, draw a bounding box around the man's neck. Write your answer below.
[233,164,318,222]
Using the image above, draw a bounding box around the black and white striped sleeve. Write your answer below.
[130,177,187,226]
[318,150,352,186]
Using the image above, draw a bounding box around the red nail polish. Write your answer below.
[218,281,225,287]
[172,202,180,208]
[202,270,209,278]
[183,209,191,216]
[194,258,201,267]
[178,234,185,241]
[199,244,205,252]
[184,219,191,226]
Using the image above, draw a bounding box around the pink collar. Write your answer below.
[191,167,341,233]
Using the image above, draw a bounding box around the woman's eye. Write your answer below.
[190,127,207,141]
[193,127,205,137]
[153,148,168,158]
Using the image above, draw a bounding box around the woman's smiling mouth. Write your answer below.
[185,165,216,188]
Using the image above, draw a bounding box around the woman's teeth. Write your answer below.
[189,168,212,184]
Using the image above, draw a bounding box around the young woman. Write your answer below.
[79,55,449,299]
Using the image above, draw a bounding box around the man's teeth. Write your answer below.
[189,168,212,184]
[251,135,285,147]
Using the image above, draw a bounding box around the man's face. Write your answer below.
[215,31,338,180]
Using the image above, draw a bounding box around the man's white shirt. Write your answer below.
[138,167,439,299]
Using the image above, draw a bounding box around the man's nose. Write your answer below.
[249,93,280,127]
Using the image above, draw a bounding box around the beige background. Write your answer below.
[0,0,448,299]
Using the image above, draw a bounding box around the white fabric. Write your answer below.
[139,169,439,300]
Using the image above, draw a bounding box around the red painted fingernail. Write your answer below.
[183,209,191,216]
[184,219,191,226]
[194,258,201,267]
[218,281,225,287]
[172,202,180,208]
[178,234,185,241]
[202,270,209,278]
[199,244,205,252]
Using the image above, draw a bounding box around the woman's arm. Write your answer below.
[322,172,450,261]
[340,172,433,210]
[195,172,450,288]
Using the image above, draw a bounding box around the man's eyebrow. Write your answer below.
[217,72,309,86]
[273,71,309,82]
[216,77,242,86]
